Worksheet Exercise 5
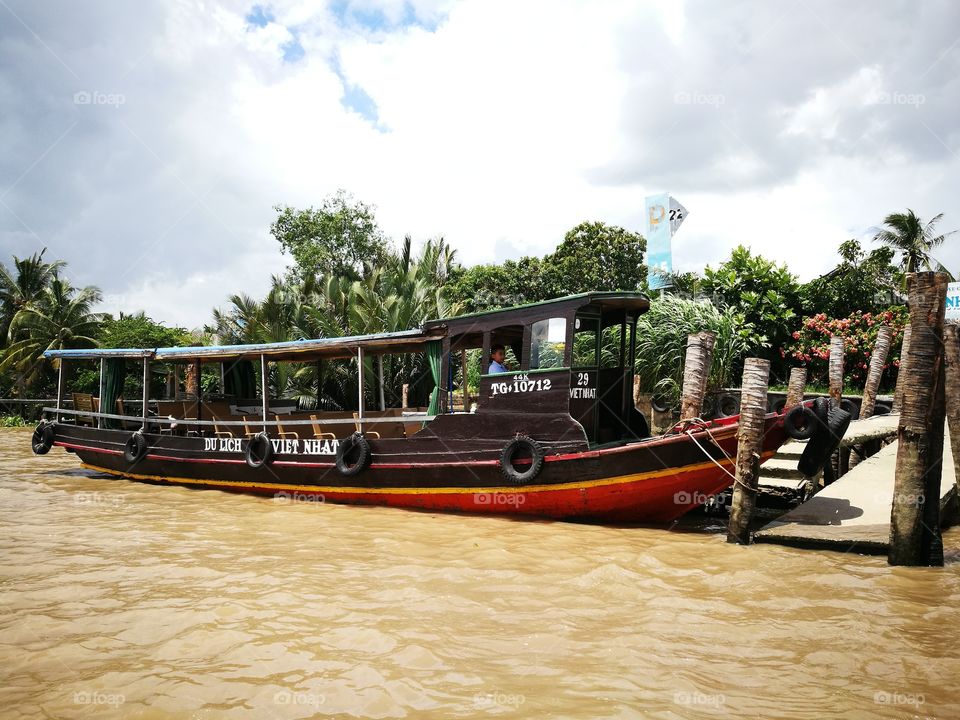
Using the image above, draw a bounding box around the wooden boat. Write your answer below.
[33,292,790,523]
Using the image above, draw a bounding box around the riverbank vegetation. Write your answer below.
[1,193,953,409]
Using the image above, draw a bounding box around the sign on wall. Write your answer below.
[947,282,960,321]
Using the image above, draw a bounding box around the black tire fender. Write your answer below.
[499,435,544,485]
[839,398,860,420]
[31,422,55,455]
[245,432,273,469]
[798,408,852,477]
[123,432,148,464]
[784,405,817,441]
[811,396,830,425]
[651,393,671,413]
[717,392,741,418]
[336,432,372,476]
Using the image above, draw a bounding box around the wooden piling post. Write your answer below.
[727,358,770,545]
[850,325,895,470]
[680,332,715,421]
[696,331,716,401]
[828,335,844,410]
[784,367,807,409]
[859,325,893,419]
[889,272,948,567]
[892,324,913,413]
[943,323,960,498]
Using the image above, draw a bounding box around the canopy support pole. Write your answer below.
[195,358,202,425]
[260,354,268,434]
[98,358,105,429]
[141,357,149,431]
[56,360,65,423]
[357,346,365,433]
[377,354,386,411]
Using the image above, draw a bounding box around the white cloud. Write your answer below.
[1,0,958,330]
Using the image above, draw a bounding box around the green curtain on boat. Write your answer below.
[426,340,442,417]
[224,360,258,398]
[101,358,126,429]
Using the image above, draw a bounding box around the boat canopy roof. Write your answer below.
[44,328,443,363]
[423,290,649,335]
[43,291,649,363]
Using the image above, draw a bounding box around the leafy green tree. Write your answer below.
[98,312,191,349]
[546,221,646,295]
[702,246,801,361]
[799,240,900,318]
[271,190,391,283]
[874,209,955,277]
[444,256,552,313]
[444,221,648,313]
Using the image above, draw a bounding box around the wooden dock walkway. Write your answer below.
[754,419,958,554]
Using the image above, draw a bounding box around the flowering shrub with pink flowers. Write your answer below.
[782,307,909,388]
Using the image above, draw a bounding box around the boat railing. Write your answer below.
[41,407,435,431]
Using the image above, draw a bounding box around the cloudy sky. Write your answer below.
[1,0,958,328]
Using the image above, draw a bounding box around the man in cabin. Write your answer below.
[489,344,509,374]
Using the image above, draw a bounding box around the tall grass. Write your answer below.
[634,296,755,403]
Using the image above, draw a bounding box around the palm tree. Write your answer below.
[874,210,956,276]
[0,248,65,341]
[207,237,465,410]
[0,274,102,388]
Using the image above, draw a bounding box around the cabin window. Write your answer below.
[572,317,599,368]
[600,323,624,368]
[529,317,567,369]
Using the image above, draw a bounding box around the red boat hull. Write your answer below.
[54,413,789,523]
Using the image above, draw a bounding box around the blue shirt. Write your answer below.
[489,360,508,374]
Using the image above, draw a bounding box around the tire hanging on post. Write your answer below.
[245,432,273,469]
[336,433,372,476]
[32,422,55,455]
[499,435,544,485]
[123,432,148,464]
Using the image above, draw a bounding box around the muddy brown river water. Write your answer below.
[1,428,958,718]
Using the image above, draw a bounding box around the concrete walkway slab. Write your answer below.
[754,426,958,555]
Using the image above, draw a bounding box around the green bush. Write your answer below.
[0,415,27,427]
[635,296,756,404]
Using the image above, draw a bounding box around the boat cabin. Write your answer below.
[426,291,650,445]
[43,291,650,449]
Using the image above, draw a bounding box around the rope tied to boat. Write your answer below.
[683,422,737,483]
